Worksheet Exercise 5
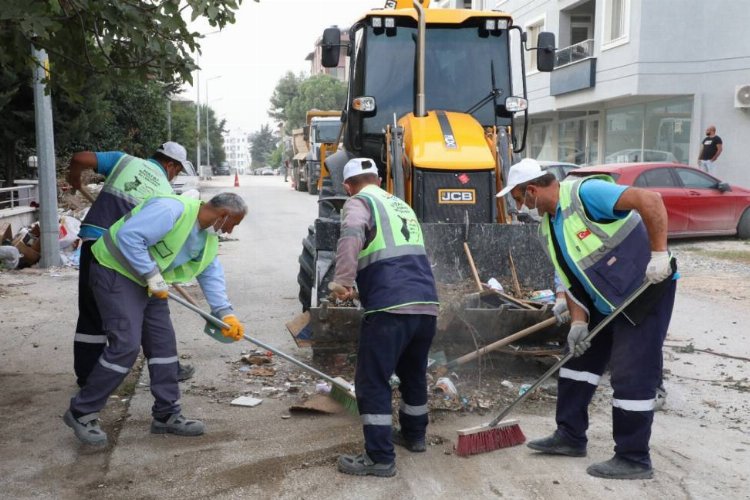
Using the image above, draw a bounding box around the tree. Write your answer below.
[286,75,347,129]
[267,71,304,124]
[0,0,241,181]
[268,73,346,132]
[168,101,226,168]
[249,124,277,168]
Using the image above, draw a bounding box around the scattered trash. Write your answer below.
[389,374,401,388]
[230,396,263,407]
[315,382,331,394]
[486,278,504,293]
[434,377,459,399]
[241,353,272,366]
[529,289,555,302]
[518,383,532,396]
[249,366,276,377]
[0,246,20,270]
[281,414,291,419]
[500,380,514,390]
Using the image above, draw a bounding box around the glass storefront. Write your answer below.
[526,96,693,166]
[605,97,693,164]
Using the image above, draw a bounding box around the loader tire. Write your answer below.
[318,176,340,220]
[297,226,315,311]
[308,168,319,195]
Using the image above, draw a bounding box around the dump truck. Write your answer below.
[294,0,561,358]
[291,110,341,195]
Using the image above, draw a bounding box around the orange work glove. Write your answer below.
[221,314,244,341]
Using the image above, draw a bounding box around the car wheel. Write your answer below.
[737,208,750,239]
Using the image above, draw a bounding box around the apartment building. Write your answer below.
[222,129,251,173]
[438,0,750,186]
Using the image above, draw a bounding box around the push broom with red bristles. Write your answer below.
[455,280,653,457]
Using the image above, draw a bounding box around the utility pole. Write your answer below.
[206,75,222,170]
[196,54,201,171]
[31,44,61,267]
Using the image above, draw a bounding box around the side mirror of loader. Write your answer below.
[536,32,556,72]
[321,27,342,68]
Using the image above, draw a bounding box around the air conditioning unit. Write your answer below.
[735,84,750,108]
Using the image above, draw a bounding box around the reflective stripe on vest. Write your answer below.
[92,195,218,286]
[81,155,174,233]
[538,175,648,311]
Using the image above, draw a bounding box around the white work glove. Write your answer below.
[146,273,169,299]
[567,321,590,358]
[645,251,671,284]
[552,297,570,325]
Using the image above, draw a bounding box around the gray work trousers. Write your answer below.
[70,261,180,419]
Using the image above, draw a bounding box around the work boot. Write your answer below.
[64,410,108,446]
[337,452,396,477]
[527,431,586,457]
[177,362,195,382]
[587,455,654,480]
[151,414,205,436]
[392,428,426,452]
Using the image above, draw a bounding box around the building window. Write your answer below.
[525,16,546,73]
[603,0,629,47]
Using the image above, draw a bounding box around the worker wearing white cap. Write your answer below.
[500,158,677,479]
[333,158,439,478]
[67,142,196,391]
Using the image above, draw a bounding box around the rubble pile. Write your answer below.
[0,183,101,270]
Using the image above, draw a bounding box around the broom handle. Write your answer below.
[488,279,652,428]
[166,291,348,390]
[440,316,557,372]
[463,242,483,293]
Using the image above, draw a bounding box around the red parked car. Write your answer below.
[568,163,750,239]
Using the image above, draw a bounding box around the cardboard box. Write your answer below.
[11,233,40,266]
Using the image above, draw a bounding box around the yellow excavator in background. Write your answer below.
[294,0,559,357]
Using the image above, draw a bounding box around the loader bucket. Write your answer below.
[301,222,565,360]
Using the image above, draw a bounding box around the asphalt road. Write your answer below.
[0,174,748,499]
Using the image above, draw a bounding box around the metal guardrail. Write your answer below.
[0,185,36,210]
[555,39,594,68]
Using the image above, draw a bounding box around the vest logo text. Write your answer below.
[438,189,476,204]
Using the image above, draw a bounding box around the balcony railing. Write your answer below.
[0,185,36,210]
[555,39,594,68]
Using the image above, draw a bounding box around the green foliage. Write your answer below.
[268,73,346,132]
[162,101,226,167]
[0,0,241,181]
[249,124,277,168]
[268,143,284,168]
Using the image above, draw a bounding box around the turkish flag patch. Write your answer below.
[577,229,591,240]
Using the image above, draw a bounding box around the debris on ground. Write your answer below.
[230,396,263,407]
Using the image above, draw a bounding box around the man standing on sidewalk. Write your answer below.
[64,192,247,446]
[67,142,195,388]
[332,158,439,478]
[698,125,723,175]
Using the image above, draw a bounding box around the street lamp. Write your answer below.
[205,75,222,170]
[195,29,221,173]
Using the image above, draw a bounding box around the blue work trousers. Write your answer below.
[356,312,436,464]
[555,280,676,467]
[70,261,180,419]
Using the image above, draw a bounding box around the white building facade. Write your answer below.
[222,130,251,173]
[436,0,750,187]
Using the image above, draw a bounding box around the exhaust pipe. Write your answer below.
[413,0,426,117]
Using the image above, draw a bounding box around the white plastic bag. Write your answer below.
[58,216,81,250]
[0,245,20,269]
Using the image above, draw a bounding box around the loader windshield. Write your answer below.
[360,23,511,136]
[313,121,341,143]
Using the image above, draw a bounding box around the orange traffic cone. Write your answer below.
[234,172,240,188]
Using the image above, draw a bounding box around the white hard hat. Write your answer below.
[496,158,545,197]
[343,158,379,182]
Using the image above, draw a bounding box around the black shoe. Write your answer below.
[177,362,195,382]
[527,431,586,457]
[587,456,653,480]
[392,428,426,453]
[337,452,396,477]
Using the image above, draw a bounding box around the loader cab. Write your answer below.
[321,12,554,163]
